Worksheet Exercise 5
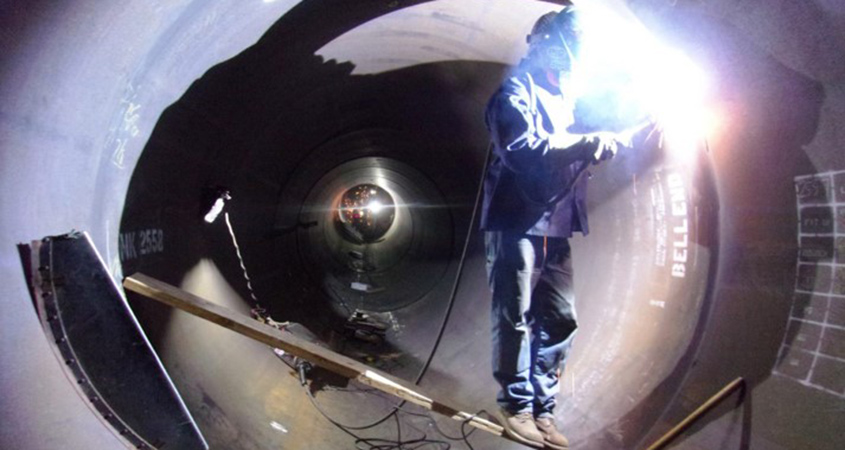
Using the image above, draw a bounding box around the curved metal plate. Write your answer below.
[23,232,207,450]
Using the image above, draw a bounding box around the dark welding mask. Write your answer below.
[527,6,584,72]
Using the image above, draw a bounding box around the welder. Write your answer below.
[481,3,629,448]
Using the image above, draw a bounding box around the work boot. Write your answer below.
[498,409,544,448]
[535,417,570,450]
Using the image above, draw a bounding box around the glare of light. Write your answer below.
[574,3,713,163]
[203,197,226,223]
[270,421,288,433]
[368,200,384,214]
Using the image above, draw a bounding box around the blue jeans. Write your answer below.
[486,232,578,417]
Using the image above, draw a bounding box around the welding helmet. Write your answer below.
[527,5,584,72]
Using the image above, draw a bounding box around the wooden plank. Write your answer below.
[124,273,508,440]
[645,377,745,450]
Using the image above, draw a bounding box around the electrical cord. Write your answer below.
[394,407,489,450]
[297,360,455,449]
[295,358,490,450]
[224,211,261,308]
[413,142,493,386]
[296,359,399,430]
[225,209,291,330]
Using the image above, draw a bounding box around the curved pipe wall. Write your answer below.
[2,1,844,449]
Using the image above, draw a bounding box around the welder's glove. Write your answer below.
[615,127,637,149]
[587,132,619,163]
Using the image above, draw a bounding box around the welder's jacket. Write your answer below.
[481,66,593,237]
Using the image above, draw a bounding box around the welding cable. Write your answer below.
[355,415,450,450]
[298,370,451,449]
[394,408,472,442]
[284,353,401,430]
[458,411,488,450]
[395,407,485,450]
[295,359,451,449]
[294,359,398,430]
[414,142,494,385]
[391,406,472,449]
[294,364,466,449]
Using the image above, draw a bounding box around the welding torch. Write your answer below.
[589,117,662,163]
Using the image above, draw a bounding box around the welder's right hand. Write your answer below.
[586,132,618,163]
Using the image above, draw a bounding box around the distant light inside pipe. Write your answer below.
[336,183,396,243]
[368,200,384,214]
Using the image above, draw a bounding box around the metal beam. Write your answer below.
[123,273,520,445]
